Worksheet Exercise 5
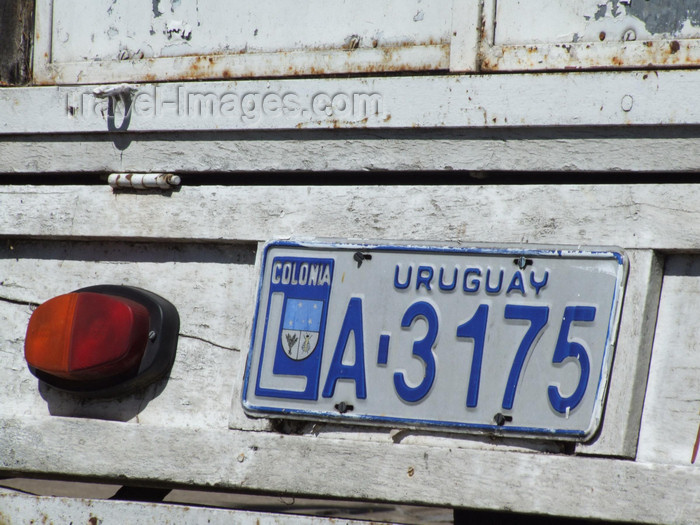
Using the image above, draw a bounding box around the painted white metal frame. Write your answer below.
[32,0,463,85]
[480,0,700,72]
[4,70,700,135]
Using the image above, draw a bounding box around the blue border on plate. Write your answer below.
[241,239,627,440]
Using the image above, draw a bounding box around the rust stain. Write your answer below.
[670,41,681,54]
[599,32,606,41]
[611,56,624,67]
[644,41,653,48]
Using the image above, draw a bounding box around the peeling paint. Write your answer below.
[152,0,164,18]
[487,0,700,71]
[629,1,700,35]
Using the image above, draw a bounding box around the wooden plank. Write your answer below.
[3,185,700,250]
[3,70,700,134]
[0,492,377,525]
[1,418,698,524]
[2,128,699,174]
[637,255,700,467]
[0,0,33,86]
[577,250,663,457]
[0,239,269,431]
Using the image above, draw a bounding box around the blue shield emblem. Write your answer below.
[281,299,323,360]
[255,256,334,400]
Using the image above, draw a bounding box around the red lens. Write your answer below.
[25,292,150,381]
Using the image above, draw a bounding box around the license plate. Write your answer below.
[242,240,627,440]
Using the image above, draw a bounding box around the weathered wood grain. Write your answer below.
[1,418,698,524]
[2,184,700,250]
[0,492,375,525]
[0,1,33,86]
[577,250,663,457]
[0,239,268,431]
[1,184,698,521]
[637,255,700,468]
[2,128,699,173]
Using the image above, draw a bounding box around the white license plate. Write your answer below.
[242,240,627,440]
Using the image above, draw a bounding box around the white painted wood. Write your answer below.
[0,492,375,525]
[34,0,452,84]
[449,0,481,72]
[3,70,700,134]
[577,250,663,457]
[637,255,700,468]
[1,418,699,523]
[3,185,700,250]
[0,239,268,431]
[3,130,700,174]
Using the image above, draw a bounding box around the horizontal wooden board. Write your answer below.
[2,184,700,250]
[0,492,377,525]
[1,418,698,523]
[2,128,699,174]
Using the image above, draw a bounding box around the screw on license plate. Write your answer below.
[353,252,372,268]
[335,402,354,414]
[514,256,533,269]
[494,413,513,426]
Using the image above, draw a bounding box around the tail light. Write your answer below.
[25,285,179,397]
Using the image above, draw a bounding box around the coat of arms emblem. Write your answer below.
[281,298,323,360]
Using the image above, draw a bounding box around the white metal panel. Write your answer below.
[449,0,481,72]
[481,0,700,71]
[494,0,700,45]
[33,0,456,84]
